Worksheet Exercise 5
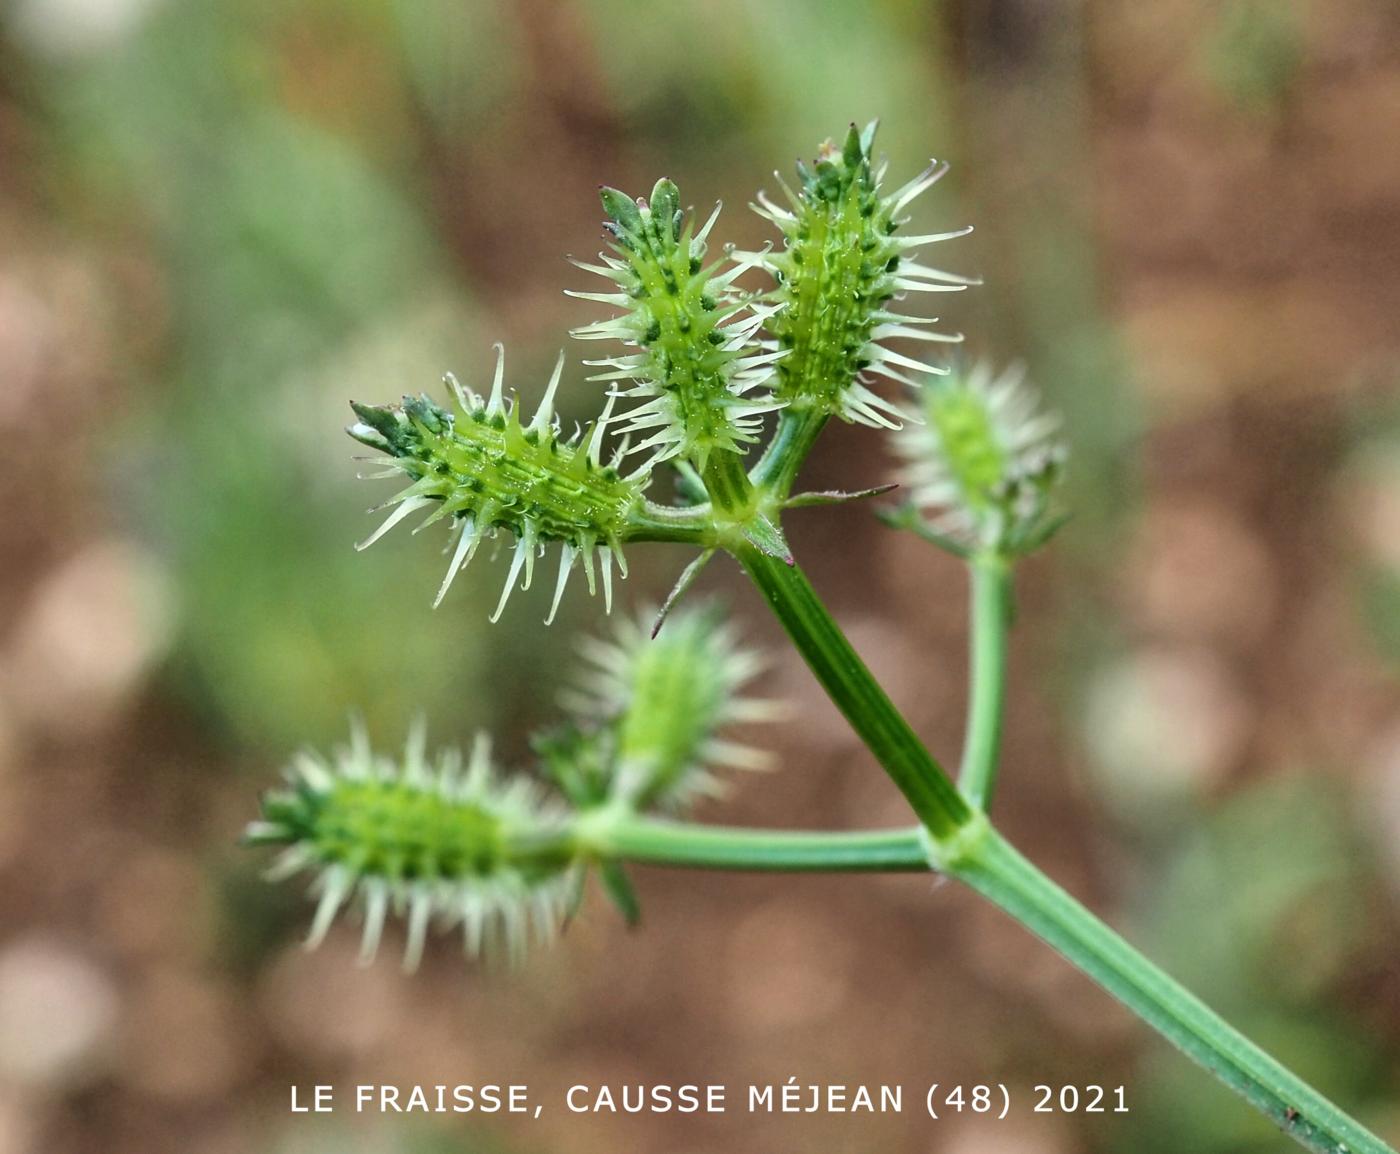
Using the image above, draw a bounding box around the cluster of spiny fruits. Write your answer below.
[246,605,773,966]
[248,122,1065,969]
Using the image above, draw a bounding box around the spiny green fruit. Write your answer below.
[890,361,1066,556]
[349,346,650,620]
[563,606,780,810]
[569,178,783,470]
[247,722,577,970]
[753,120,972,427]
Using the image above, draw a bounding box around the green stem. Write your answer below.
[959,554,1011,810]
[586,815,928,872]
[702,449,756,514]
[948,826,1393,1154]
[733,542,972,839]
[733,538,1392,1154]
[629,500,715,544]
[751,408,829,497]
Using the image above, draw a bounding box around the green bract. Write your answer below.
[247,723,576,970]
[753,121,971,428]
[349,347,650,620]
[570,178,783,470]
[565,606,778,810]
[890,361,1066,556]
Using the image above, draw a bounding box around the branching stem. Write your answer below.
[953,828,1393,1154]
[729,534,1393,1154]
[733,541,973,839]
[581,814,928,872]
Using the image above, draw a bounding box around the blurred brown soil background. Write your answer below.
[0,2,1398,1152]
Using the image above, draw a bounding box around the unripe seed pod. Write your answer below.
[248,722,578,970]
[349,345,650,621]
[750,121,972,428]
[569,178,784,470]
[563,606,781,810]
[890,361,1067,556]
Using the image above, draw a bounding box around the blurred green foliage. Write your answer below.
[28,0,503,750]
[1201,0,1305,114]
[1128,776,1387,1153]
